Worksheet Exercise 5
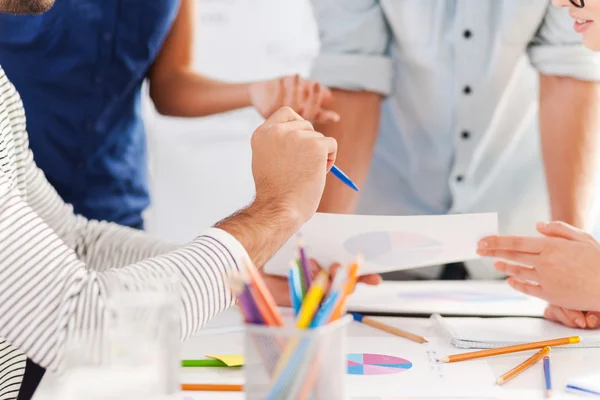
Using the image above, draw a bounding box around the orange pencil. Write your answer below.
[329,261,360,322]
[439,337,580,363]
[243,257,284,326]
[497,347,551,385]
[181,384,243,392]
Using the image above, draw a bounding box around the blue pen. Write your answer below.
[330,165,359,191]
[543,355,552,398]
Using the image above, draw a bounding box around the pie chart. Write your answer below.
[344,231,443,266]
[347,353,413,375]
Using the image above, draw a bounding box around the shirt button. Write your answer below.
[76,162,85,170]
[463,86,472,95]
[85,122,94,131]
[95,75,104,84]
[463,30,472,39]
[456,175,464,183]
[461,131,470,139]
[103,32,113,41]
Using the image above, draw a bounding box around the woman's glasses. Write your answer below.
[570,0,585,8]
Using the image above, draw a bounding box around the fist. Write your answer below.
[251,107,337,225]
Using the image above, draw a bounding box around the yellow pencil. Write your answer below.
[439,336,579,363]
[497,347,551,385]
[296,270,329,328]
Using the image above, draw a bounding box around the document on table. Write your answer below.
[432,315,600,349]
[347,281,547,317]
[264,212,498,276]
[344,337,498,398]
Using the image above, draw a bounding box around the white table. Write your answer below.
[178,310,600,399]
[34,309,600,399]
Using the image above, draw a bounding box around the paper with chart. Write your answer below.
[264,212,498,276]
[344,337,497,398]
[347,281,547,317]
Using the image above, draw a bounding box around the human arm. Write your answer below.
[2,103,336,370]
[539,74,600,229]
[309,0,391,213]
[148,0,338,123]
[528,6,600,229]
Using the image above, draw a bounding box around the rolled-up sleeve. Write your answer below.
[310,0,393,95]
[528,5,600,81]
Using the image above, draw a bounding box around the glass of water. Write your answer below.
[53,274,181,400]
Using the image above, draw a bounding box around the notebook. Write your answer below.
[431,314,600,349]
[566,373,600,397]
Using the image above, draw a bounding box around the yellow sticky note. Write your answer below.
[205,354,245,367]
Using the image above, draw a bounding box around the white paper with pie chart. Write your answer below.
[264,212,498,276]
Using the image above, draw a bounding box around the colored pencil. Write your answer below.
[298,238,311,293]
[243,257,284,326]
[311,267,347,328]
[181,384,243,392]
[497,347,551,385]
[439,336,580,363]
[296,270,329,329]
[329,260,360,322]
[288,263,302,315]
[544,355,552,398]
[181,359,227,367]
[352,313,428,344]
[227,274,262,324]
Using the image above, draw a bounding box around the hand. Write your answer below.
[251,107,337,226]
[249,75,340,124]
[477,221,600,311]
[262,260,382,308]
[544,305,600,329]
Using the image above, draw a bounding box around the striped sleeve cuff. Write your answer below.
[199,228,249,271]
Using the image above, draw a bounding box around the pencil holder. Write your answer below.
[244,315,351,400]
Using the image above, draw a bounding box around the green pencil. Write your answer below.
[181,359,228,367]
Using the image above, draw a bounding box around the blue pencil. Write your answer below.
[288,262,302,316]
[330,165,359,191]
[544,355,552,398]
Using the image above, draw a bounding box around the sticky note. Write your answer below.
[205,354,245,367]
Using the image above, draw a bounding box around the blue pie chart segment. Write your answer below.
[343,231,443,266]
[346,353,413,375]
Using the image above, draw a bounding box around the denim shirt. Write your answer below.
[0,0,180,227]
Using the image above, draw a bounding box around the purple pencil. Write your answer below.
[298,237,311,293]
[228,274,263,324]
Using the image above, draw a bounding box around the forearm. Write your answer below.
[316,90,382,214]
[0,188,246,370]
[216,200,302,268]
[150,69,253,117]
[539,74,600,229]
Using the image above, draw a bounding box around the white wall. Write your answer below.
[143,0,319,243]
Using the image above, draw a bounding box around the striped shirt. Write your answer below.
[0,67,247,400]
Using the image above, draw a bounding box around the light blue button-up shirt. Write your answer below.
[311,0,600,277]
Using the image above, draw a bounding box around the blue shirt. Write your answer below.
[0,0,180,227]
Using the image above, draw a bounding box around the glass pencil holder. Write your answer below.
[244,315,351,400]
